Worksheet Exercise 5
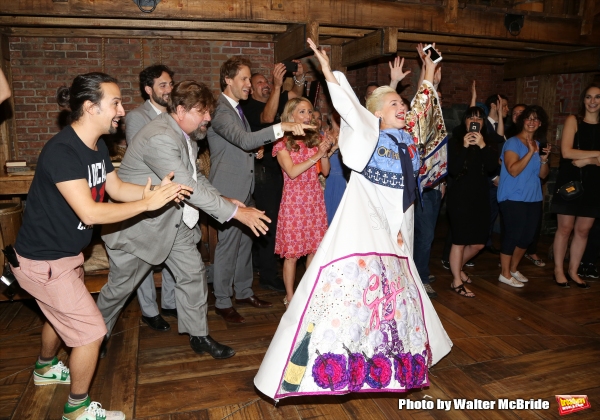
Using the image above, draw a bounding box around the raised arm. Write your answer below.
[260,63,285,124]
[470,80,477,107]
[389,56,411,91]
[307,38,338,85]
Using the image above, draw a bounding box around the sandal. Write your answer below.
[524,253,546,267]
[460,271,472,284]
[451,283,475,298]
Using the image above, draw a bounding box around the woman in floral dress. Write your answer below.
[274,97,331,307]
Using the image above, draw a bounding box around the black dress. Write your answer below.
[550,121,600,218]
[446,141,499,245]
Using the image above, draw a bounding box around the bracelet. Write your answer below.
[308,157,318,164]
[293,75,306,86]
[540,160,548,165]
[321,155,329,159]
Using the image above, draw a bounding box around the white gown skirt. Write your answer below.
[254,173,452,401]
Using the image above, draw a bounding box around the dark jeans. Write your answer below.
[413,188,442,284]
[526,205,543,255]
[582,218,600,264]
[252,162,283,286]
[499,200,542,255]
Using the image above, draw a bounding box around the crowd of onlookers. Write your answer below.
[0,52,599,418]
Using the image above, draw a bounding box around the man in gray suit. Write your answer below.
[125,64,177,332]
[98,81,271,358]
[208,56,312,323]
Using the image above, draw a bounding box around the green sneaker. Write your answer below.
[62,397,125,420]
[33,357,70,385]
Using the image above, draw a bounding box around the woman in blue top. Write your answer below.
[497,105,551,287]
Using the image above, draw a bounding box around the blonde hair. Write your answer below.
[281,97,320,151]
[366,85,397,115]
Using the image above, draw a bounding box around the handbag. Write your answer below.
[557,180,584,201]
[557,125,584,201]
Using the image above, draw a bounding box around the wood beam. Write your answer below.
[544,0,566,15]
[515,77,525,104]
[4,27,275,42]
[504,48,600,79]
[0,0,596,46]
[445,0,459,24]
[537,74,558,143]
[329,45,345,73]
[0,16,288,34]
[319,27,371,38]
[581,0,596,36]
[341,28,397,67]
[397,32,577,53]
[274,22,318,63]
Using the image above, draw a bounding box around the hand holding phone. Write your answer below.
[281,61,298,77]
[423,44,442,64]
[469,121,481,133]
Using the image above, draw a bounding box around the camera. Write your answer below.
[469,121,481,133]
[538,142,548,156]
[282,61,298,77]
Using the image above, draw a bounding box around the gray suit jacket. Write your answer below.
[125,100,158,145]
[207,93,278,202]
[102,112,236,265]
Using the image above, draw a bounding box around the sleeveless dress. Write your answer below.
[550,121,600,218]
[273,140,328,259]
[255,72,452,401]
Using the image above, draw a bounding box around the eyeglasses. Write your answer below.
[525,117,540,122]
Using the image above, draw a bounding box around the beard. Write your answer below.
[108,125,117,135]
[190,122,209,141]
[152,90,169,108]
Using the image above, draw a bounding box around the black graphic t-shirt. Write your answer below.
[15,126,114,260]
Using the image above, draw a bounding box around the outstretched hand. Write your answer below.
[389,56,411,84]
[234,206,271,236]
[307,38,338,85]
[281,122,317,136]
[143,177,192,210]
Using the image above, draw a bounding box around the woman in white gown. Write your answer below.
[254,39,452,401]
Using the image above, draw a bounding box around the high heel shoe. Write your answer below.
[554,275,570,288]
[566,273,590,289]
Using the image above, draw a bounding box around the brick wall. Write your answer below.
[9,37,277,163]
[6,35,592,164]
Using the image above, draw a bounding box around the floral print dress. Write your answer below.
[273,140,328,259]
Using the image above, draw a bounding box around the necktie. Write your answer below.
[236,104,247,129]
[494,122,498,132]
[182,136,199,229]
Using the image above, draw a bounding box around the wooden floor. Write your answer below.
[1,226,600,419]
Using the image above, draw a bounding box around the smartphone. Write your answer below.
[538,142,548,156]
[423,44,442,63]
[469,121,481,133]
[282,61,298,77]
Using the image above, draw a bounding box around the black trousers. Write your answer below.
[252,162,284,286]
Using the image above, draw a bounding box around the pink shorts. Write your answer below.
[12,252,107,348]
